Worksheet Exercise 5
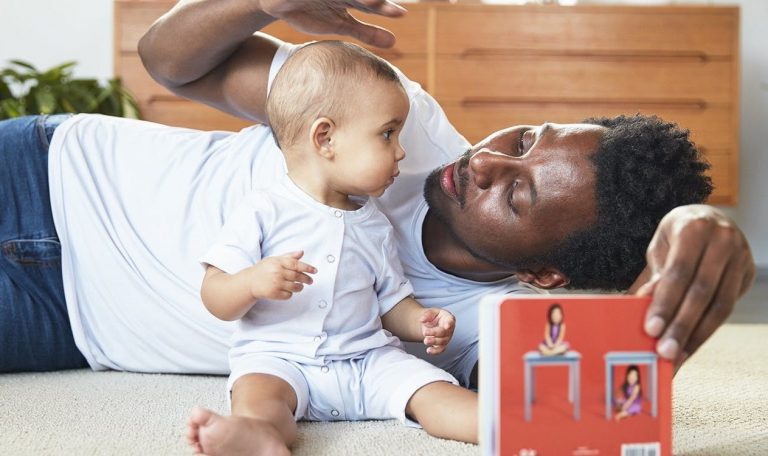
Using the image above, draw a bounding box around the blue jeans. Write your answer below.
[0,115,88,372]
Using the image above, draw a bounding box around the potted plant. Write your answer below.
[0,60,139,120]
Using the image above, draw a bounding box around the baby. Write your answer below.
[187,41,477,455]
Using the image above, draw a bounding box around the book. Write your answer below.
[479,295,672,456]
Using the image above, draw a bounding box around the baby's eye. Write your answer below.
[383,129,395,141]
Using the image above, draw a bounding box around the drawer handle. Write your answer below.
[460,97,708,110]
[459,48,709,62]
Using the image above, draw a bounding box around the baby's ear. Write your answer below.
[310,117,335,159]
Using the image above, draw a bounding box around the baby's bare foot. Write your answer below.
[187,406,290,456]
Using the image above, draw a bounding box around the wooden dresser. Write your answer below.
[115,1,740,204]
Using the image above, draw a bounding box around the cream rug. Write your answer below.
[1,324,766,455]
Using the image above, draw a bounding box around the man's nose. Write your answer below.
[469,149,514,190]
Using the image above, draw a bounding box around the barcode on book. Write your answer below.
[621,442,660,456]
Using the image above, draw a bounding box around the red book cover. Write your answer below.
[479,295,672,456]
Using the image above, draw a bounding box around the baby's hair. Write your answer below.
[547,303,563,325]
[266,40,403,150]
[621,364,642,397]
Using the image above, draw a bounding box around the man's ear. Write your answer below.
[515,267,570,290]
[310,117,335,159]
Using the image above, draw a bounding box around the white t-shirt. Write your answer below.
[48,41,538,382]
[200,173,411,365]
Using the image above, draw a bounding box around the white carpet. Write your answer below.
[1,324,766,455]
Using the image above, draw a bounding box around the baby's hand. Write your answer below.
[249,251,317,300]
[420,308,455,355]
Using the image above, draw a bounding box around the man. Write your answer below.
[0,0,754,386]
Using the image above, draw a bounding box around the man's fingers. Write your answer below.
[656,237,730,360]
[644,223,709,338]
[352,0,408,16]
[337,15,396,48]
[679,255,742,362]
[739,251,757,297]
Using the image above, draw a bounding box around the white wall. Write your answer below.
[1,0,766,265]
[0,0,113,80]
[709,0,768,268]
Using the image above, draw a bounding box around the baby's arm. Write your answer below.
[382,297,455,355]
[201,251,316,321]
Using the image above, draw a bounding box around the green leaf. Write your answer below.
[0,60,141,119]
[34,88,57,114]
[0,78,12,100]
[9,60,38,71]
[1,98,24,117]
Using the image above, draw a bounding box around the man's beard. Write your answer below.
[422,157,521,271]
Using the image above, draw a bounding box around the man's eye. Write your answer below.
[508,180,519,207]
[517,130,526,156]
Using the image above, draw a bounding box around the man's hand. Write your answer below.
[259,0,407,48]
[420,308,456,355]
[634,205,755,370]
[249,251,317,300]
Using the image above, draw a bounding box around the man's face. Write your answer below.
[424,123,606,270]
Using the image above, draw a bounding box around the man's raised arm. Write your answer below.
[138,0,406,124]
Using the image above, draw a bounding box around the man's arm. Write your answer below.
[138,0,406,123]
[631,205,756,370]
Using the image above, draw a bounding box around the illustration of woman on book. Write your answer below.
[614,365,643,421]
[537,303,570,356]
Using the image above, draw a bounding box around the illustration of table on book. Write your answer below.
[479,295,673,456]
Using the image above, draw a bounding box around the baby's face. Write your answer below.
[330,79,410,197]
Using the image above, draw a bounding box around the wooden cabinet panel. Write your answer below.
[119,54,428,102]
[440,103,734,149]
[117,2,172,52]
[138,99,255,131]
[435,57,733,104]
[700,151,735,205]
[261,9,429,54]
[115,1,739,204]
[436,6,737,58]
[118,55,174,101]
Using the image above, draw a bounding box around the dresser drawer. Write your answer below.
[440,103,735,149]
[435,6,738,58]
[117,1,173,52]
[117,55,175,102]
[435,57,732,104]
[440,102,735,204]
[119,54,428,104]
[702,151,735,205]
[139,99,255,131]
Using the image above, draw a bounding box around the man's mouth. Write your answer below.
[440,163,460,204]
